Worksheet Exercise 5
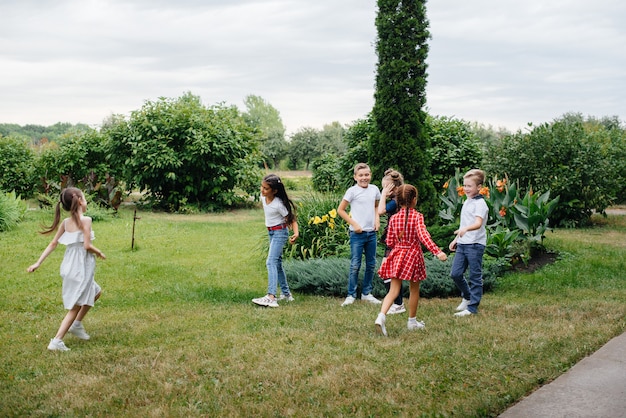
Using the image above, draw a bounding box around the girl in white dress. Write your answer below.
[27,187,106,351]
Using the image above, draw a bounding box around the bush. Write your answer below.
[426,115,483,188]
[286,192,350,259]
[104,92,261,212]
[284,255,506,299]
[483,113,618,226]
[0,135,36,197]
[0,191,27,232]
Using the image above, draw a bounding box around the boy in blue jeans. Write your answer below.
[449,169,489,316]
[338,163,381,306]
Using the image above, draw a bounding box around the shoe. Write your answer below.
[278,294,295,302]
[361,294,382,304]
[69,322,90,340]
[341,296,356,306]
[375,313,388,337]
[252,295,279,308]
[48,339,70,351]
[455,298,470,312]
[388,303,406,315]
[407,320,425,330]
[454,309,473,317]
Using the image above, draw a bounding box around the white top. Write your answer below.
[342,184,381,231]
[458,196,489,245]
[263,196,289,227]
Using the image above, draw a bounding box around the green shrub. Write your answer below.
[285,255,506,299]
[286,192,350,259]
[0,135,36,197]
[484,113,619,226]
[311,153,342,193]
[0,191,27,232]
[426,115,483,188]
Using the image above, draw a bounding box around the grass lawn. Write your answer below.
[1,205,624,417]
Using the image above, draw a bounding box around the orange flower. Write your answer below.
[496,179,506,192]
[479,186,490,198]
[443,181,449,189]
[499,206,507,217]
[457,186,465,197]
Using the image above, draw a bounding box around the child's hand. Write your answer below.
[289,233,299,244]
[449,241,457,252]
[27,263,39,273]
[436,252,447,262]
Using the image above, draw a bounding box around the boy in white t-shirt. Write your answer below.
[449,169,489,316]
[337,163,382,306]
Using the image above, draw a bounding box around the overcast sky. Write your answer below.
[1,0,624,134]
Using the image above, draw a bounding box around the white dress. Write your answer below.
[58,220,101,309]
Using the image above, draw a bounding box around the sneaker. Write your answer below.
[388,303,406,315]
[341,296,356,306]
[69,322,90,340]
[278,294,295,302]
[252,295,279,308]
[454,309,473,317]
[407,320,425,330]
[48,339,70,352]
[455,298,470,312]
[375,313,388,337]
[361,293,382,304]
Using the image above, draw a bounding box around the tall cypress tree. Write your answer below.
[370,0,437,219]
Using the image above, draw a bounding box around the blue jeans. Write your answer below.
[347,230,377,297]
[450,243,485,313]
[266,228,291,297]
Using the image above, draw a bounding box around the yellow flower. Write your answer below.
[308,217,315,225]
[328,220,335,229]
[313,216,323,225]
[322,214,329,223]
[329,209,337,218]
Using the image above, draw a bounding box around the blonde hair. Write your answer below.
[464,169,486,187]
[382,168,404,188]
[353,163,370,175]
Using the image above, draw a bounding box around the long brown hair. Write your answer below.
[395,184,418,241]
[40,187,83,234]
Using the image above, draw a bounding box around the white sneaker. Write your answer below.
[361,294,382,304]
[375,313,388,337]
[454,309,473,317]
[407,320,425,330]
[48,339,70,351]
[341,296,356,306]
[278,294,295,302]
[388,303,406,315]
[69,322,90,340]
[252,295,279,308]
[455,298,470,312]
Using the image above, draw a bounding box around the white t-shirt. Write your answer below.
[342,184,381,232]
[263,196,289,227]
[458,196,489,245]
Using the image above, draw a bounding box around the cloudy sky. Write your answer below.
[1,0,624,134]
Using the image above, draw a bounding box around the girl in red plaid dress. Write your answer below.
[375,184,447,336]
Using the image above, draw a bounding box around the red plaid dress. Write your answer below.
[378,208,442,282]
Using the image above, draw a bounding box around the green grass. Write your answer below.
[1,207,624,417]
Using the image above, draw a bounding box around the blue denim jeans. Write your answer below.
[450,243,485,313]
[347,230,377,297]
[266,228,291,297]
